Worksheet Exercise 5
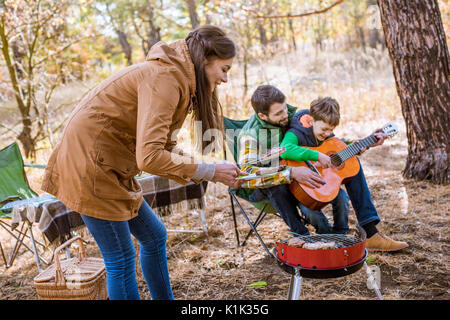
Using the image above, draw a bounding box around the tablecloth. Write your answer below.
[4,174,208,245]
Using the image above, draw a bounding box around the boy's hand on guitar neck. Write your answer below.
[291,166,325,189]
[372,129,388,147]
[355,129,388,155]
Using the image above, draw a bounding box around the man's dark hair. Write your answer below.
[251,85,286,115]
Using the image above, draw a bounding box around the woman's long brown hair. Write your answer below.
[185,25,236,153]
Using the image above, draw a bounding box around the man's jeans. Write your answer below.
[248,161,380,235]
[80,199,174,300]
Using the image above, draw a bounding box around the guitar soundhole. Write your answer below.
[329,153,345,170]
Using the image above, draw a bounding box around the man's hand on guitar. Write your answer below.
[317,152,333,168]
[291,167,325,188]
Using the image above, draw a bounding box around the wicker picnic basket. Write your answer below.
[33,236,107,300]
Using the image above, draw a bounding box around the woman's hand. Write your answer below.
[213,162,247,189]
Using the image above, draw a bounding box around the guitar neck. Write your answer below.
[332,135,378,164]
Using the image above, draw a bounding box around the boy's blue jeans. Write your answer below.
[298,188,350,234]
[342,161,381,228]
[80,199,174,300]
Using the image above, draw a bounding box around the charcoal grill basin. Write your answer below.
[273,248,368,279]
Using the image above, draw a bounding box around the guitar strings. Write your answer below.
[328,128,394,167]
[336,135,377,162]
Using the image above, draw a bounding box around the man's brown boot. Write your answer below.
[366,232,408,252]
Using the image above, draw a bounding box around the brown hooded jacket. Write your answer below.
[41,39,199,221]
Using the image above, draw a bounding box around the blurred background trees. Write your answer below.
[0,0,101,157]
[0,0,448,184]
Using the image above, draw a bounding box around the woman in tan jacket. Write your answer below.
[41,25,242,299]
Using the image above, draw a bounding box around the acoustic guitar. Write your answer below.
[280,123,399,210]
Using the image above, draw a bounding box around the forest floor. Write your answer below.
[1,118,448,300]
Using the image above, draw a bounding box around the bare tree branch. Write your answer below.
[244,0,345,19]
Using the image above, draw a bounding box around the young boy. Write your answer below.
[280,96,408,251]
[281,97,350,234]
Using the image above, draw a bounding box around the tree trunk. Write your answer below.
[0,17,35,158]
[378,0,450,184]
[117,30,133,65]
[257,21,268,47]
[288,19,297,51]
[367,0,381,49]
[18,116,35,159]
[368,28,380,49]
[357,26,366,52]
[12,40,24,80]
[143,1,161,55]
[186,0,200,29]
[243,50,248,97]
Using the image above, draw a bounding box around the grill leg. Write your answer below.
[287,269,303,300]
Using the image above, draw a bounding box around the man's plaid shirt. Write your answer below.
[238,135,292,189]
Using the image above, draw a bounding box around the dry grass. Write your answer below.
[1,46,449,300]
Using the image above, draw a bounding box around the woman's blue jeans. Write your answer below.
[80,199,174,300]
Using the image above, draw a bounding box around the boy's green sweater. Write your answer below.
[280,131,320,162]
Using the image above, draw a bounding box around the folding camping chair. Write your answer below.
[0,142,51,272]
[223,117,308,257]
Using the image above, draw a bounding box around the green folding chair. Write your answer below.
[0,142,50,271]
[223,117,285,257]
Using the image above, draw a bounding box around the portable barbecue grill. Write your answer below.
[273,228,383,300]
